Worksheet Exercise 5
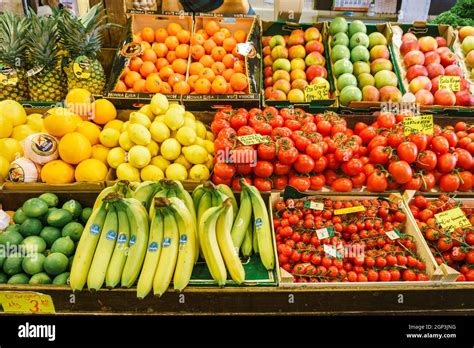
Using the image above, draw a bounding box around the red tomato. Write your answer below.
[293,135,312,152]
[439,173,460,192]
[402,175,422,191]
[257,142,276,161]
[272,175,288,190]
[313,156,328,173]
[274,162,291,175]
[351,172,366,188]
[408,133,429,152]
[211,119,230,135]
[230,113,247,129]
[388,160,413,184]
[397,142,418,164]
[306,143,323,160]
[254,122,273,135]
[402,269,417,281]
[310,174,326,190]
[441,129,458,147]
[271,127,292,138]
[387,132,404,148]
[293,154,315,174]
[437,153,457,173]
[284,119,302,131]
[231,146,256,164]
[341,158,363,176]
[458,171,473,192]
[331,178,353,192]
[369,146,391,164]
[420,172,436,191]
[354,122,368,134]
[218,127,237,140]
[213,162,236,179]
[324,169,339,185]
[289,176,311,191]
[334,146,353,162]
[268,114,284,128]
[237,125,256,136]
[377,112,396,129]
[253,161,274,178]
[316,120,332,136]
[431,135,450,154]
[253,177,272,191]
[368,135,388,152]
[301,122,317,133]
[232,177,251,191]
[236,163,253,175]
[366,171,388,192]
[212,174,232,186]
[455,148,473,169]
[359,126,377,144]
[415,150,437,171]
[277,146,298,165]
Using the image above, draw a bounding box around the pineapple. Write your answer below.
[26,14,67,102]
[0,12,29,101]
[58,4,110,95]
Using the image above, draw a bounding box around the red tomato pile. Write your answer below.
[409,194,474,281]
[211,106,474,192]
[273,197,429,283]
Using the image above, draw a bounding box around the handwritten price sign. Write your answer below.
[403,114,434,136]
[435,208,471,231]
[237,134,267,146]
[0,292,55,314]
[304,83,329,102]
[439,76,460,92]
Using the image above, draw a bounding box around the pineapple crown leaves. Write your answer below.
[0,11,29,67]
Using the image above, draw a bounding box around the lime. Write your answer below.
[62,200,82,218]
[3,252,23,275]
[19,218,43,237]
[43,252,68,276]
[39,193,59,208]
[42,208,58,225]
[29,272,52,285]
[0,271,7,283]
[62,222,83,242]
[22,253,46,275]
[7,273,29,284]
[51,236,75,256]
[52,272,70,285]
[13,208,28,224]
[6,224,21,234]
[40,226,61,248]
[80,207,93,224]
[21,236,47,254]
[47,209,73,228]
[0,230,23,245]
[22,198,49,218]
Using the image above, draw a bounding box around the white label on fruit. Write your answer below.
[26,65,44,77]
[323,244,338,258]
[236,43,252,56]
[304,201,324,210]
[316,228,330,240]
[0,210,10,230]
[385,230,400,240]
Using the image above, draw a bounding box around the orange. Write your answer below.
[161,82,172,94]
[187,74,199,89]
[233,60,245,73]
[189,62,204,75]
[167,23,182,36]
[115,80,127,92]
[213,32,226,46]
[125,71,142,87]
[199,67,216,82]
[168,73,185,87]
[190,33,205,46]
[234,30,247,43]
[203,39,217,54]
[127,89,134,92]
[130,57,143,72]
[76,121,101,145]
[197,29,209,39]
[133,79,146,92]
[205,20,220,36]
[172,58,188,75]
[141,27,155,43]
[211,46,226,61]
[159,65,174,80]
[4,211,14,224]
[211,61,225,75]
[223,37,237,53]
[133,33,142,43]
[156,57,169,71]
[175,44,190,59]
[211,76,228,94]
[142,48,157,63]
[191,45,205,61]
[177,29,191,44]
[220,28,231,38]
[41,160,75,184]
[43,109,79,137]
[194,78,212,94]
[222,53,236,68]
[121,66,131,79]
[166,51,177,63]
[58,132,92,165]
[75,159,108,182]
[140,61,157,77]
[145,73,163,93]
[226,85,234,94]
[155,28,168,43]
[232,47,244,60]
[152,42,168,58]
[173,81,191,94]
[165,36,179,51]
[230,72,248,91]
[222,68,235,82]
[91,99,117,125]
[199,55,215,68]
[141,41,151,51]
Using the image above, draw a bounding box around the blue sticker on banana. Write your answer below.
[130,235,136,246]
[148,241,159,252]
[90,224,100,235]
[180,235,188,245]
[106,230,117,241]
[162,237,171,248]
[117,233,127,244]
[255,218,263,227]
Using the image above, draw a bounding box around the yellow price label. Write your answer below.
[334,205,366,215]
[304,83,329,102]
[435,207,471,231]
[237,134,267,146]
[439,75,460,92]
[73,56,92,80]
[403,114,433,136]
[0,292,55,314]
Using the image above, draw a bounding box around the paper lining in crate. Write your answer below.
[270,189,444,287]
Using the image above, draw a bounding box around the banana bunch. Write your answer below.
[92,180,133,211]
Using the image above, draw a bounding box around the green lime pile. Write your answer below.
[0,193,92,285]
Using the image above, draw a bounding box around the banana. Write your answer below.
[120,198,149,288]
[153,208,179,297]
[169,197,196,292]
[199,206,227,286]
[252,213,259,255]
[137,207,164,299]
[92,181,129,211]
[211,189,224,207]
[231,189,252,249]
[217,199,245,284]
[245,185,274,270]
[241,216,253,258]
[174,181,197,228]
[106,204,131,288]
[166,188,177,198]
[87,204,118,291]
[192,184,205,212]
[70,202,108,291]
[217,184,238,220]
[132,181,161,210]
[148,188,169,218]
[197,191,212,260]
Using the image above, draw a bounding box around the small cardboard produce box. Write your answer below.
[261,20,338,112]
[104,11,194,109]
[270,187,444,287]
[182,13,261,111]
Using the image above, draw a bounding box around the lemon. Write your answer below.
[182,145,208,165]
[150,93,169,115]
[128,145,151,169]
[163,107,184,131]
[104,119,124,132]
[129,111,151,128]
[107,147,127,169]
[151,155,170,172]
[122,121,130,132]
[26,114,43,132]
[203,140,215,154]
[184,111,195,120]
[166,163,188,181]
[0,100,27,126]
[116,163,140,182]
[0,115,13,138]
[205,154,214,170]
[128,124,151,146]
[160,138,181,161]
[183,117,196,130]
[206,131,215,142]
[146,140,159,157]
[150,121,170,143]
[154,115,165,123]
[189,164,210,181]
[195,121,207,139]
[140,165,164,181]
[139,105,155,121]
[75,159,108,182]
[119,132,134,151]
[0,138,23,162]
[176,126,197,146]
[91,144,110,164]
[0,155,9,179]
[194,137,205,147]
[175,154,192,170]
[99,128,120,148]
[11,125,35,141]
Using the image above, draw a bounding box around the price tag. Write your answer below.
[304,83,329,102]
[0,66,18,86]
[403,114,433,136]
[435,208,471,231]
[304,201,324,210]
[121,42,144,58]
[385,230,400,240]
[237,134,267,146]
[73,56,92,80]
[26,65,44,77]
[236,43,255,57]
[439,75,461,92]
[0,292,55,314]
[334,205,366,215]
[316,227,334,240]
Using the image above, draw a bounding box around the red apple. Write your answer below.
[460,78,470,91]
[305,51,325,66]
[440,50,457,67]
[290,69,306,81]
[402,33,417,42]
[288,34,305,47]
[362,85,380,102]
[306,64,327,80]
[434,89,456,106]
[269,89,287,100]
[437,46,451,56]
[262,36,271,47]
[288,45,306,59]
[263,55,274,67]
[444,65,463,76]
[431,76,440,93]
[426,63,445,79]
[273,70,290,82]
[409,76,432,94]
[291,79,308,91]
[418,36,438,53]
[288,89,305,102]
[379,86,402,102]
[305,40,324,54]
[273,79,291,94]
[264,76,273,87]
[400,40,419,56]
[264,66,273,77]
[455,90,471,106]
[406,64,428,82]
[415,89,434,105]
[263,46,271,56]
[304,27,321,42]
[436,36,447,47]
[466,51,474,68]
[424,51,440,65]
[264,86,273,99]
[404,50,425,67]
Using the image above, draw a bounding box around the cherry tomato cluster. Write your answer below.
[410,194,474,281]
[211,107,474,192]
[273,197,429,283]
